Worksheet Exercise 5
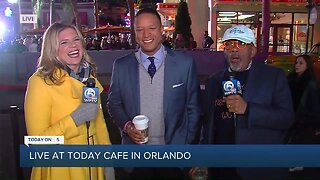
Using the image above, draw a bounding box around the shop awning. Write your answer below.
[83,25,130,34]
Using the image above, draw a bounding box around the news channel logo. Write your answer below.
[83,87,98,103]
[222,80,237,96]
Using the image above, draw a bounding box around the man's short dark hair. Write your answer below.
[135,8,162,25]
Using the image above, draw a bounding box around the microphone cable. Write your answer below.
[229,71,237,128]
[86,122,92,180]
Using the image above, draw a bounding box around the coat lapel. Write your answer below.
[243,62,257,100]
[130,53,140,114]
[70,77,83,99]
[163,50,177,119]
[54,69,82,100]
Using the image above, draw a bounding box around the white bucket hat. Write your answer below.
[222,25,256,46]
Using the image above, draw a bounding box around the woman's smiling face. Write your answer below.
[57,28,84,72]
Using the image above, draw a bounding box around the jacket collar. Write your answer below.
[53,69,101,100]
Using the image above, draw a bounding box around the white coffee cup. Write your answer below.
[132,115,149,143]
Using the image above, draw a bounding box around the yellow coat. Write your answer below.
[24,70,111,180]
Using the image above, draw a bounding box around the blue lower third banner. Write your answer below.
[20,145,320,167]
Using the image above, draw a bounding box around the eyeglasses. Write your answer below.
[223,40,252,50]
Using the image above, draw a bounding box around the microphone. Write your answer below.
[222,72,242,127]
[82,78,99,129]
[222,72,242,96]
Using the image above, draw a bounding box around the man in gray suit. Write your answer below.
[107,8,200,179]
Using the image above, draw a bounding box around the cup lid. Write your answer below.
[133,115,149,124]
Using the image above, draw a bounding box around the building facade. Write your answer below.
[159,0,320,53]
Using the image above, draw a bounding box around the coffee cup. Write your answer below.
[132,115,149,143]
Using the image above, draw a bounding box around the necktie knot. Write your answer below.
[148,56,155,63]
[147,57,156,78]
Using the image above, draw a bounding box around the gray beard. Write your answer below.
[229,64,241,72]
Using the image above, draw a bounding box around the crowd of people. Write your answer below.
[0,33,132,53]
[0,36,42,53]
[0,27,216,54]
[21,7,320,180]
[84,34,131,51]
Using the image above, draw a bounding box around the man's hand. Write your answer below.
[223,94,247,114]
[126,123,145,144]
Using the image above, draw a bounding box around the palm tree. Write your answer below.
[32,0,43,28]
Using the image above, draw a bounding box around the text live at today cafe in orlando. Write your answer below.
[21,136,320,167]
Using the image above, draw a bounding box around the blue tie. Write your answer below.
[147,57,156,78]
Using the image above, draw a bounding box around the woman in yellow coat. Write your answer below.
[24,22,113,180]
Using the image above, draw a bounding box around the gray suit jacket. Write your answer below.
[107,48,200,144]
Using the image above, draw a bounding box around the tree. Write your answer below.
[32,0,43,28]
[174,0,192,41]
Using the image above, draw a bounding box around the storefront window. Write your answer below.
[293,25,313,54]
[277,27,291,53]
[237,12,256,24]
[293,25,307,54]
[270,13,292,24]
[292,13,313,53]
[217,11,256,50]
[216,24,232,51]
[269,27,274,52]
[217,11,257,24]
[215,9,315,54]
[294,13,308,24]
[217,11,237,24]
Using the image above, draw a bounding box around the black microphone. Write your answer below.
[222,72,242,127]
[82,78,99,129]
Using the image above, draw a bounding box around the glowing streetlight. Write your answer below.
[0,21,6,39]
[6,0,21,37]
[4,7,13,17]
[8,0,18,4]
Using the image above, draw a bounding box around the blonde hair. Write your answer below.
[36,22,97,85]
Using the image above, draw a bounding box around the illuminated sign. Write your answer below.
[20,14,37,23]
